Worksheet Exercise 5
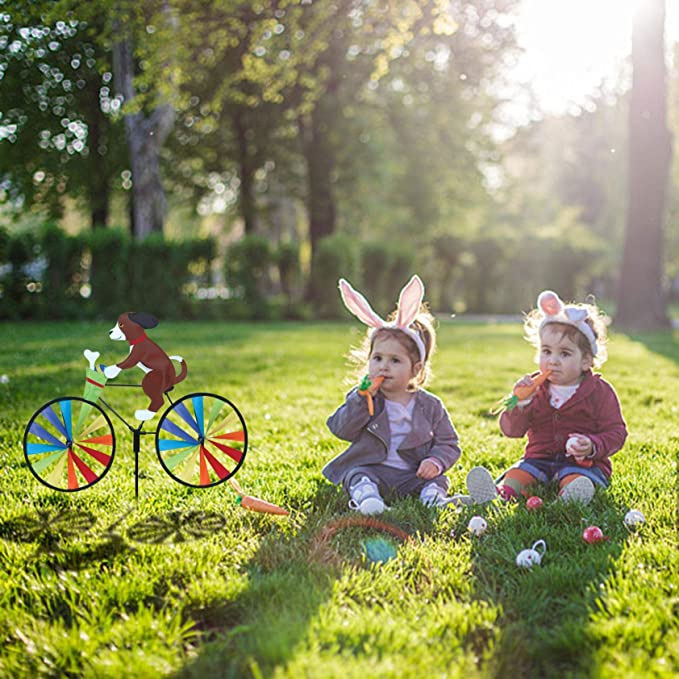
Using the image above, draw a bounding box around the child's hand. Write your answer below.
[416,459,440,480]
[514,374,535,390]
[566,433,593,460]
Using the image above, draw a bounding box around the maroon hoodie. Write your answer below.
[499,370,627,479]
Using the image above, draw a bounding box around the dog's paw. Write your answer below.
[135,409,156,421]
[104,365,122,379]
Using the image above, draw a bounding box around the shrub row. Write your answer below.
[0,225,214,320]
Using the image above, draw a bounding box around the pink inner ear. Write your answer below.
[538,291,562,316]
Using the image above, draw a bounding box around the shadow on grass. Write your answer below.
[0,505,232,571]
[458,488,632,676]
[173,480,439,678]
[624,331,679,365]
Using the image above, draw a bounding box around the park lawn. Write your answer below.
[0,320,677,678]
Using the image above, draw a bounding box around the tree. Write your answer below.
[616,0,672,328]
[111,1,177,239]
[0,5,126,227]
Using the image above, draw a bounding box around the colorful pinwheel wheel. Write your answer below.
[23,397,116,491]
[155,393,247,488]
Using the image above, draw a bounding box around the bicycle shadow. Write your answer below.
[0,503,234,572]
[173,479,440,678]
[452,489,632,676]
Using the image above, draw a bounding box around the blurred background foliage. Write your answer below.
[0,0,677,320]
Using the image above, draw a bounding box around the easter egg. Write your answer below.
[582,525,604,544]
[624,509,645,527]
[526,496,543,510]
[468,516,487,536]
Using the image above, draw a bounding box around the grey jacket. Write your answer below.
[323,387,461,485]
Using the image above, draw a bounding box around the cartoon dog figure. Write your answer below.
[103,312,187,421]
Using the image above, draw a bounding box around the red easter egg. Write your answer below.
[582,526,604,544]
[526,496,543,510]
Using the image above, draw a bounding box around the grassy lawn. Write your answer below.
[0,320,677,678]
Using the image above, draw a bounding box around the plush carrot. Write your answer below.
[493,370,552,413]
[228,479,289,516]
[358,375,385,416]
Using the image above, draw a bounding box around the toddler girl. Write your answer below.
[467,290,627,506]
[323,275,462,514]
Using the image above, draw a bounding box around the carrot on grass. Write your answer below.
[228,479,289,516]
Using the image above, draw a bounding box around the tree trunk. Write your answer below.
[616,0,672,329]
[85,81,110,229]
[113,37,174,240]
[303,99,337,257]
[234,109,256,234]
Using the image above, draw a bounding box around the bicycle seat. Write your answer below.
[164,386,174,394]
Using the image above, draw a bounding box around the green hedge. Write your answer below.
[0,225,217,320]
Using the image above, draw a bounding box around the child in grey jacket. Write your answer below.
[323,275,462,515]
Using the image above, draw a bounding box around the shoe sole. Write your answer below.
[466,467,498,504]
[559,477,594,505]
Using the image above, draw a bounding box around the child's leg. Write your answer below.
[558,473,595,505]
[499,468,538,500]
[344,467,387,515]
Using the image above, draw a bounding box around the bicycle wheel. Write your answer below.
[23,397,116,492]
[156,392,247,488]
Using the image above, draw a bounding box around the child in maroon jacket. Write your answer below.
[466,290,627,506]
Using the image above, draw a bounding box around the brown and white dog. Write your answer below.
[103,312,188,421]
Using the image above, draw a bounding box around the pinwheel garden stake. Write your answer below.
[24,346,249,500]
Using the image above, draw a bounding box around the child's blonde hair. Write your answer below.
[348,305,437,390]
[524,298,610,368]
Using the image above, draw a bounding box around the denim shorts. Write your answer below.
[498,454,610,488]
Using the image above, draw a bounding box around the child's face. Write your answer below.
[369,335,422,396]
[539,325,593,386]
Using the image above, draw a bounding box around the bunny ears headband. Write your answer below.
[537,290,598,356]
[338,275,427,363]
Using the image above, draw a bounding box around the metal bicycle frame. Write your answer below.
[97,383,175,500]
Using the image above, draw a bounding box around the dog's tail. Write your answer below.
[169,356,188,385]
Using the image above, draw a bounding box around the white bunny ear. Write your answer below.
[396,275,425,327]
[338,279,385,328]
[537,290,564,317]
[565,307,587,323]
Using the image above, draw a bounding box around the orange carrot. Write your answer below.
[228,478,289,516]
[358,375,385,416]
[512,370,552,401]
[492,370,552,413]
[238,494,290,515]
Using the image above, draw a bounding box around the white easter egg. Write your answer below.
[516,539,546,568]
[624,509,645,527]
[516,549,540,568]
[467,516,487,536]
[566,435,580,452]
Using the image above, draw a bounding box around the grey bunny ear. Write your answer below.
[129,312,158,329]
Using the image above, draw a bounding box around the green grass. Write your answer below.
[0,320,677,678]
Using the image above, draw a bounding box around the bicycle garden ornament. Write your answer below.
[23,312,248,499]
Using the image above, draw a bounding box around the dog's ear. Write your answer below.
[129,312,159,329]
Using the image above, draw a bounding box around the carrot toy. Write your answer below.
[228,479,289,516]
[358,375,385,416]
[492,370,552,414]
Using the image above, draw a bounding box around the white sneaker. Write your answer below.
[348,476,386,515]
[420,483,454,507]
[466,466,499,504]
[559,476,595,505]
